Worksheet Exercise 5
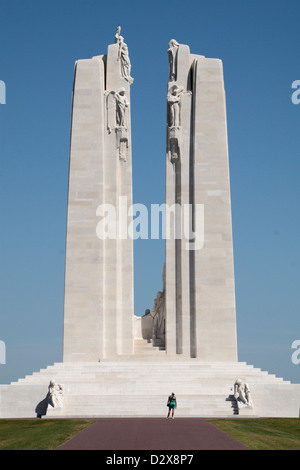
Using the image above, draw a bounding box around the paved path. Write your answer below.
[56,418,248,450]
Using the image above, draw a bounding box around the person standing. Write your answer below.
[167,392,177,419]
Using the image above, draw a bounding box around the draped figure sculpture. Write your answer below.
[115,26,134,84]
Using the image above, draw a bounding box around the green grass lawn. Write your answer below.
[209,418,300,450]
[0,419,95,450]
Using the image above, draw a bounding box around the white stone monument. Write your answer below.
[63,26,134,361]
[62,34,238,363]
[164,40,237,361]
[0,30,299,419]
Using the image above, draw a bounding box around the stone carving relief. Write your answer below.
[151,264,166,347]
[152,291,165,341]
[106,88,130,161]
[167,84,185,128]
[116,126,129,162]
[233,379,253,410]
[167,85,183,163]
[115,26,134,85]
[167,39,179,82]
[48,380,64,409]
[115,25,121,43]
[106,88,129,132]
[35,379,64,418]
[115,87,129,127]
[166,40,192,164]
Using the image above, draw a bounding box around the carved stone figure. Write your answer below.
[151,264,166,346]
[106,88,129,161]
[168,126,181,163]
[47,380,64,409]
[167,39,180,82]
[115,87,129,127]
[116,27,134,84]
[115,25,121,43]
[234,379,252,408]
[116,126,129,162]
[152,291,165,340]
[167,85,185,128]
[106,88,129,131]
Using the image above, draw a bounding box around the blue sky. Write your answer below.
[0,0,299,385]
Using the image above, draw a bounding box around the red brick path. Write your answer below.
[56,418,248,451]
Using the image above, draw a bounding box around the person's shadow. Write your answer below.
[35,395,49,418]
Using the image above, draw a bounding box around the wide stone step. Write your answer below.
[12,367,287,390]
[46,393,238,418]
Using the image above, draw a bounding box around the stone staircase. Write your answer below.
[134,339,166,356]
[1,339,299,419]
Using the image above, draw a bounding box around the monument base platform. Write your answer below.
[0,342,299,418]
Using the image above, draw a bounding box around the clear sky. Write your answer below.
[0,0,299,385]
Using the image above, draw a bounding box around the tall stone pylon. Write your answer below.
[63,27,134,361]
[165,40,238,361]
